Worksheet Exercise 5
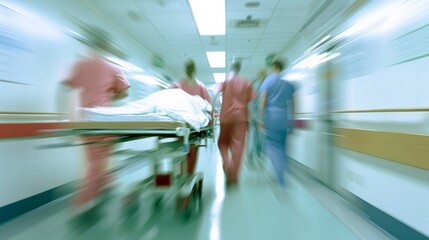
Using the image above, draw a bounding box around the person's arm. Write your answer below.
[58,63,81,114]
[113,71,130,101]
[246,83,257,125]
[248,83,257,103]
[258,92,267,131]
[113,89,129,100]
[257,77,269,130]
[288,83,297,134]
[288,98,295,134]
[201,85,212,104]
[170,82,180,89]
[213,82,224,106]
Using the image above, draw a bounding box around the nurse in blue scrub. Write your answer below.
[258,59,296,186]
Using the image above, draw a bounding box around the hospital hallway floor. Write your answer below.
[0,140,393,240]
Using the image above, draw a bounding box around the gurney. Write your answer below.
[0,118,213,219]
[57,88,214,218]
[0,89,215,219]
[48,119,213,219]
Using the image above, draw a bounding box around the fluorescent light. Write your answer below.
[294,52,341,69]
[284,72,309,81]
[189,0,225,35]
[206,52,225,68]
[305,35,331,55]
[213,73,226,83]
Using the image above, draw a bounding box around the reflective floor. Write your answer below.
[0,140,392,240]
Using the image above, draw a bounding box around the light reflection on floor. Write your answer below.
[208,156,225,240]
[0,137,390,240]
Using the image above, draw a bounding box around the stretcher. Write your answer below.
[0,118,215,219]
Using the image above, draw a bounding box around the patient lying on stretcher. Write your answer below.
[82,89,213,131]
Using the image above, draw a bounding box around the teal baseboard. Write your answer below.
[291,159,428,240]
[0,182,75,225]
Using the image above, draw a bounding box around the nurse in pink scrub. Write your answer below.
[216,61,256,184]
[172,59,212,174]
[63,31,130,212]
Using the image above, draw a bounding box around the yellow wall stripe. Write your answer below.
[334,127,429,170]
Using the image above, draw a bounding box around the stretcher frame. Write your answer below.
[0,119,214,219]
[56,121,212,219]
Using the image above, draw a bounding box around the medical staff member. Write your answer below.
[63,29,130,212]
[172,59,212,174]
[246,69,267,167]
[217,61,256,184]
[258,59,296,186]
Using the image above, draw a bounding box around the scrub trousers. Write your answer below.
[74,136,113,207]
[218,121,247,183]
[264,108,290,186]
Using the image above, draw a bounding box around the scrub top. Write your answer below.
[64,56,130,108]
[259,72,295,127]
[172,79,212,103]
[218,76,256,123]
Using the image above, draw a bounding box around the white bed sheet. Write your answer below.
[83,89,212,131]
[84,112,173,122]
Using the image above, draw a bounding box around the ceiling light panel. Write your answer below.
[189,0,226,35]
[213,73,226,83]
[206,51,226,68]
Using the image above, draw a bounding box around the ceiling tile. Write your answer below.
[227,10,274,20]
[135,0,189,14]
[49,0,327,83]
[226,0,280,11]
[267,18,296,28]
[277,0,314,8]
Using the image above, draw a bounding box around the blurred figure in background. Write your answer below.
[246,69,267,168]
[172,59,212,174]
[216,61,256,185]
[258,59,295,186]
[63,28,130,213]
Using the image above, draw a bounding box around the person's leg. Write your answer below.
[284,135,290,174]
[245,122,253,162]
[265,140,286,185]
[255,128,264,161]
[186,146,198,174]
[218,123,232,178]
[74,137,111,208]
[264,122,286,185]
[264,109,288,186]
[97,145,113,189]
[229,121,247,183]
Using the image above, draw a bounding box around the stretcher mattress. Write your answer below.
[69,120,188,130]
[84,112,173,122]
[83,89,212,132]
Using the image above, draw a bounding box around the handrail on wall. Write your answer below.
[292,108,429,170]
[295,107,429,115]
[0,111,66,115]
[333,127,429,171]
[331,107,429,113]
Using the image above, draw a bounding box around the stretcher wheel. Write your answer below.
[153,196,163,210]
[197,179,203,199]
[122,198,140,218]
[184,186,202,220]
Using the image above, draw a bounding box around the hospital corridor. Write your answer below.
[0,138,390,240]
[1,0,429,240]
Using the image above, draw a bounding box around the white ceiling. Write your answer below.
[91,0,320,83]
[79,0,322,83]
[5,0,364,84]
